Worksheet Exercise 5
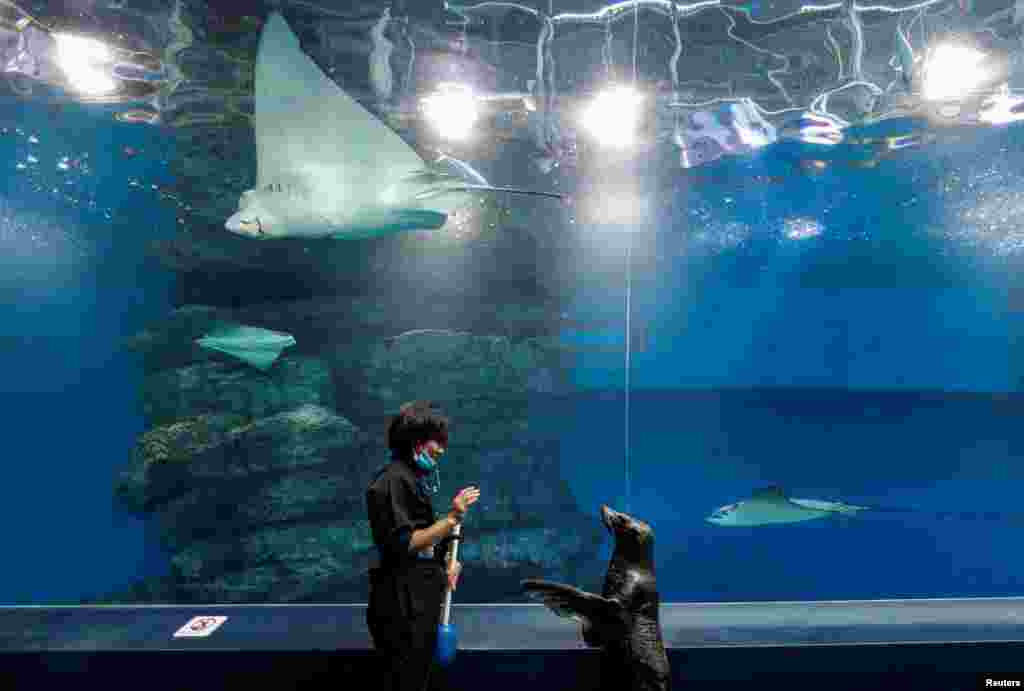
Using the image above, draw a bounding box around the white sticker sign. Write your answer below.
[173,615,229,638]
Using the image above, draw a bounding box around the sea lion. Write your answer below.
[522,505,670,691]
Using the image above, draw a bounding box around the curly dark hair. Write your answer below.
[386,400,449,461]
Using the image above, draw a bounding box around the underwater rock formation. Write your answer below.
[57,2,608,604]
[90,305,602,604]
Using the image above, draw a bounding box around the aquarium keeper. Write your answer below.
[366,400,481,691]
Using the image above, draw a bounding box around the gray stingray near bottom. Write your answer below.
[522,505,670,691]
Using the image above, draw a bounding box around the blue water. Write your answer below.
[0,98,175,603]
[553,388,1024,601]
[1,93,1023,604]
[552,125,1024,600]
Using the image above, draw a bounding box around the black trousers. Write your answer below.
[367,561,449,691]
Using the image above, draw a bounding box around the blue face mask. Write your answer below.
[413,448,441,495]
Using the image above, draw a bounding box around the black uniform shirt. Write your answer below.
[366,458,444,569]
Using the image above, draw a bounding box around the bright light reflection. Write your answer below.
[420,82,479,140]
[784,217,822,240]
[978,88,1024,125]
[54,33,118,96]
[581,85,644,149]
[922,43,987,101]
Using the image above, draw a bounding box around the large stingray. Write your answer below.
[225,12,561,241]
[706,485,1017,527]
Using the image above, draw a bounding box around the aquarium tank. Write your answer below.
[1,0,1022,609]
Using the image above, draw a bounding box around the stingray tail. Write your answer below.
[860,505,916,515]
[422,184,565,201]
[863,504,1015,523]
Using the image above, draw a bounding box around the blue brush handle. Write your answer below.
[436,523,462,667]
[436,623,458,667]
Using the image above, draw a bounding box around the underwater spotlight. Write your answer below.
[921,43,988,102]
[420,82,479,141]
[53,32,118,95]
[580,85,644,149]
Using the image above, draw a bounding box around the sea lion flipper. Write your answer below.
[521,579,628,644]
[521,579,605,618]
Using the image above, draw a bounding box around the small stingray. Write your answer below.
[195,324,296,371]
[706,485,1015,527]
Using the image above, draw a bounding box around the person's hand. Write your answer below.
[447,560,462,591]
[450,486,480,522]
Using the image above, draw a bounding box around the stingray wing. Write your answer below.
[521,579,629,646]
[195,325,296,371]
[254,13,424,199]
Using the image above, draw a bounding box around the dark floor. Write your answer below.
[4,645,1023,691]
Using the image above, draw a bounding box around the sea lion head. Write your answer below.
[601,505,654,561]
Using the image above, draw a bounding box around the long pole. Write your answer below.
[441,523,462,625]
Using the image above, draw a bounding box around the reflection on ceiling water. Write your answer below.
[2,0,1024,238]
